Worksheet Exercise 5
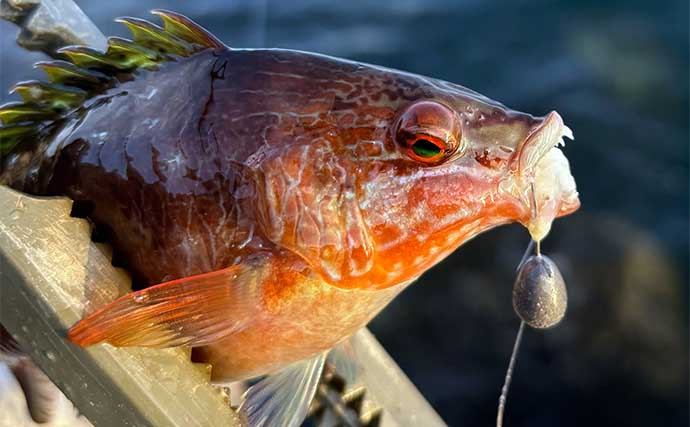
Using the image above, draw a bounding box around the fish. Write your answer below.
[0,10,580,426]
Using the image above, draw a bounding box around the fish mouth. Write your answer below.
[512,111,580,241]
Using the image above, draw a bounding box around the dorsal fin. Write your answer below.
[0,10,226,155]
[151,10,225,49]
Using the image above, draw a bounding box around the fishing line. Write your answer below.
[496,181,539,427]
[496,320,525,427]
[529,182,541,256]
[496,236,533,427]
[516,240,534,272]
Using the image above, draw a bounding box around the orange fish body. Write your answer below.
[195,256,406,381]
[1,10,579,396]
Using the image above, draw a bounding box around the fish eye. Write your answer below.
[407,135,446,161]
[394,100,462,164]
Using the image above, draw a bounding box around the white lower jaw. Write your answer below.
[526,147,578,241]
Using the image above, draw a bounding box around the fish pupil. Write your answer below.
[412,138,441,158]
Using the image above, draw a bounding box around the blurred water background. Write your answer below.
[1,0,688,426]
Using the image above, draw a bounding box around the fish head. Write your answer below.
[341,75,580,287]
[252,57,579,289]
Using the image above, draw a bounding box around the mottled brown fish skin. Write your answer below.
[2,44,578,380]
[2,48,538,286]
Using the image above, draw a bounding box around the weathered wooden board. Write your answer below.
[0,185,240,427]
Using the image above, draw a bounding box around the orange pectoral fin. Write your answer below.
[68,263,261,348]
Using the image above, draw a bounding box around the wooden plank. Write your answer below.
[0,185,240,427]
[332,329,447,427]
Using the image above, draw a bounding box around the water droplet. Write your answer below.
[133,294,148,303]
[44,351,57,362]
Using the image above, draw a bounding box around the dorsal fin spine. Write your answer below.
[11,81,87,110]
[57,46,129,71]
[0,102,54,125]
[151,9,225,49]
[115,17,194,56]
[34,61,108,87]
[105,37,165,69]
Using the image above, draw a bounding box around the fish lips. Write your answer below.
[516,111,573,174]
[510,111,580,240]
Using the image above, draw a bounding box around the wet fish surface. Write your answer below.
[0,10,579,426]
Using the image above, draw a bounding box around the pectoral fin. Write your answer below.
[328,337,361,386]
[68,264,261,348]
[239,352,327,427]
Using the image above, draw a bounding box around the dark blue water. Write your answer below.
[1,1,687,426]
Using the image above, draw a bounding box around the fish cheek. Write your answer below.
[252,145,375,288]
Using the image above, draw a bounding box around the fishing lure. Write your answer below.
[513,253,567,329]
[496,235,569,427]
[0,10,579,426]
